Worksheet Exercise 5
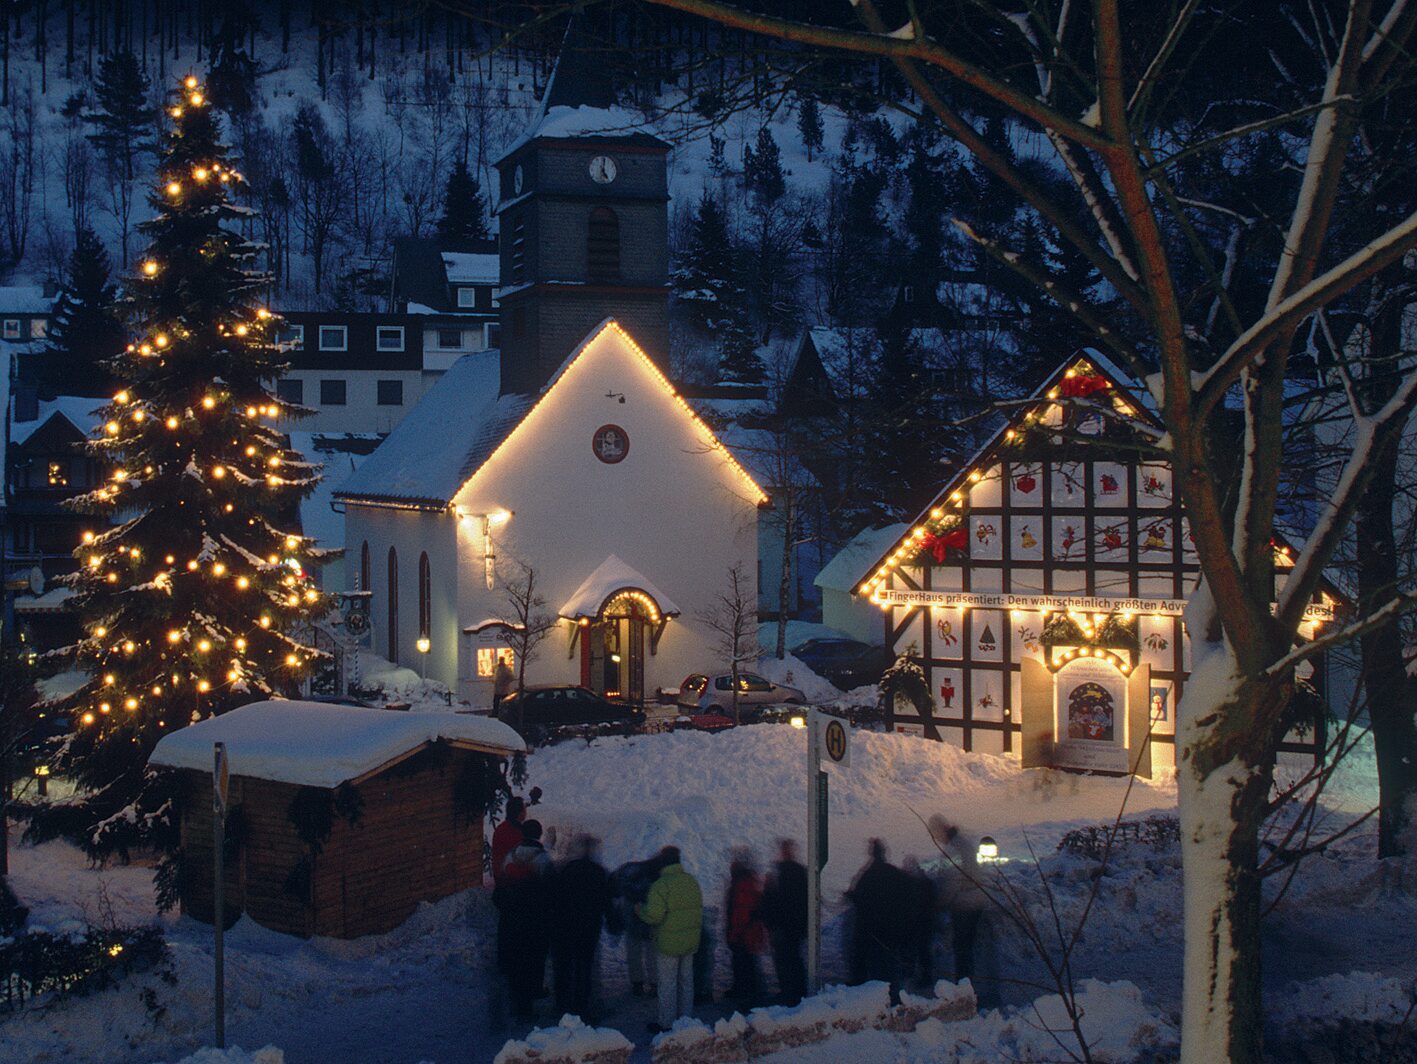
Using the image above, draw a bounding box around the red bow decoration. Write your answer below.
[1060,373,1109,399]
[920,528,968,563]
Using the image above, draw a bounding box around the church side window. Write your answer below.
[387,547,399,663]
[418,553,431,640]
[587,206,620,282]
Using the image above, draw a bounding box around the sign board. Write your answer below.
[820,717,850,768]
[212,742,229,816]
[1052,657,1129,773]
[871,587,1335,622]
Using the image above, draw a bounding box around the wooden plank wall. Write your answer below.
[177,748,486,940]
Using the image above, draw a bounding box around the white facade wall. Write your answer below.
[282,369,429,434]
[453,327,758,705]
[342,503,460,685]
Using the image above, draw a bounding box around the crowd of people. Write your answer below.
[488,798,994,1032]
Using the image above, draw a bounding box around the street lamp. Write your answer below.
[33,764,49,797]
[416,636,430,680]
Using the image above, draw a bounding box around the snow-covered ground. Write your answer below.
[1,723,1409,1063]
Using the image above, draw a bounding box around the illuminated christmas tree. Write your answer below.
[40,74,329,857]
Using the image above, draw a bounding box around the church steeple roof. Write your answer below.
[540,16,616,113]
[496,16,667,163]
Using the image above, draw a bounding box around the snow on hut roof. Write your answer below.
[149,700,525,788]
[558,554,681,620]
[815,525,910,593]
[334,350,533,508]
[441,252,499,285]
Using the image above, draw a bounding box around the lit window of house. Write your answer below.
[476,647,515,678]
[29,318,47,339]
[2,319,19,339]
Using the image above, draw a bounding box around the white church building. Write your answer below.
[333,39,764,707]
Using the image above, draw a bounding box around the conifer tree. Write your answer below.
[436,159,489,250]
[87,51,156,266]
[743,126,786,206]
[41,227,126,398]
[716,317,765,386]
[797,95,824,162]
[674,191,742,332]
[41,75,329,858]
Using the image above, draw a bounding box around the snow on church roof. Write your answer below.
[149,700,525,788]
[816,524,909,594]
[559,554,682,620]
[334,350,533,508]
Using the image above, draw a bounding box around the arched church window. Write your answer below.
[387,547,399,663]
[588,206,620,282]
[418,553,431,640]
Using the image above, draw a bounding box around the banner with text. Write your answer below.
[872,588,1334,622]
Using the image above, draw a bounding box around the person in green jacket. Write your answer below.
[637,845,703,1032]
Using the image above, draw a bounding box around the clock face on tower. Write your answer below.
[589,155,618,184]
[512,164,525,195]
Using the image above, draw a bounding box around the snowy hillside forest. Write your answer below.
[0,2,1083,390]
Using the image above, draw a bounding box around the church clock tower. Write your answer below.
[494,23,671,396]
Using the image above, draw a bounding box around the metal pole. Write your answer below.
[213,744,226,1049]
[806,710,821,993]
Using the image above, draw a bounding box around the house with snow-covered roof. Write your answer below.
[334,320,763,706]
[848,350,1339,776]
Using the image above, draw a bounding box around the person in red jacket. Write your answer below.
[491,796,527,886]
[724,848,767,1010]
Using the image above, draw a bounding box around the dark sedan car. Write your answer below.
[791,638,891,691]
[497,684,645,735]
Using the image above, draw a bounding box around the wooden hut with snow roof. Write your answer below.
[850,351,1339,775]
[149,701,524,938]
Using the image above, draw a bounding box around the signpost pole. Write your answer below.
[806,711,822,994]
[212,742,227,1050]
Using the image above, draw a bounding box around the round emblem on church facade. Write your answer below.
[592,424,629,464]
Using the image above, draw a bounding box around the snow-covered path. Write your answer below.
[0,725,1401,1063]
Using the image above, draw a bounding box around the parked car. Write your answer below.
[497,684,645,735]
[676,672,806,716]
[791,638,891,691]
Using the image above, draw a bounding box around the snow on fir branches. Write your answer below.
[37,75,331,858]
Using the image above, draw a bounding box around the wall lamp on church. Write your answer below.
[456,508,512,589]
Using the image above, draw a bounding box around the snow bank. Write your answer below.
[149,700,524,787]
[164,1048,284,1064]
[1271,971,1417,1030]
[493,1015,632,1064]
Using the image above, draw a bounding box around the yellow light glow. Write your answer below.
[186,560,199,571]
[105,421,120,435]
[82,712,95,725]
[170,107,183,118]
[213,563,226,576]
[197,680,211,692]
[235,638,247,651]
[184,75,199,89]
[212,465,226,478]
[139,343,153,356]
[115,390,130,404]
[190,92,204,106]
[197,639,211,652]
[83,531,96,544]
[285,653,298,666]
[93,624,107,636]
[132,410,145,422]
[285,536,298,549]
[165,416,179,429]
[201,396,216,409]
[235,324,248,336]
[259,616,271,628]
[167,182,181,197]
[155,334,169,348]
[167,630,183,643]
[256,308,270,320]
[236,576,249,589]
[103,673,115,685]
[194,167,209,181]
